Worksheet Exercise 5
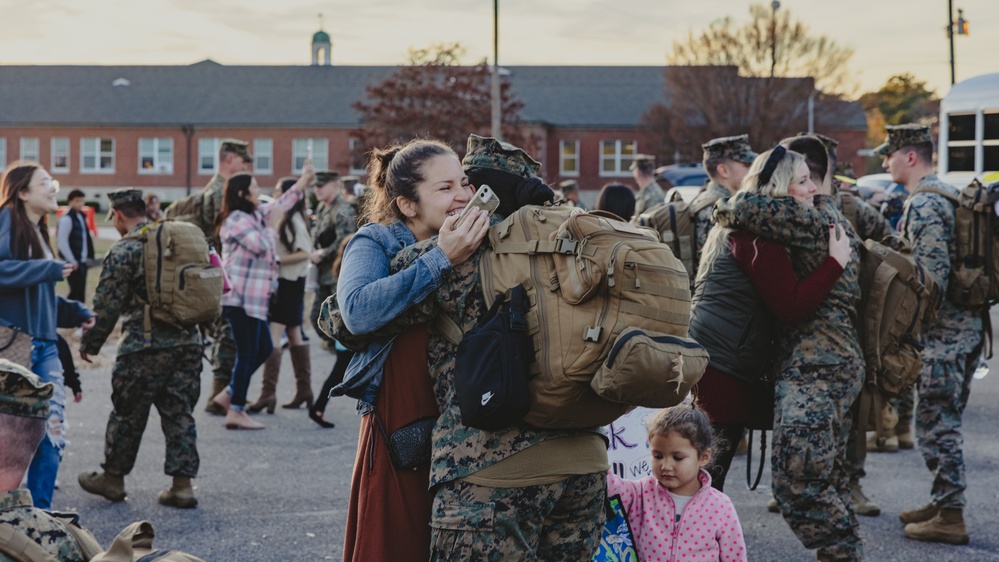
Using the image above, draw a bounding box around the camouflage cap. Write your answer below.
[220,138,253,163]
[558,179,579,192]
[875,124,933,157]
[313,171,341,187]
[797,132,839,158]
[462,134,541,179]
[0,359,53,419]
[702,134,757,165]
[628,154,656,172]
[106,188,144,220]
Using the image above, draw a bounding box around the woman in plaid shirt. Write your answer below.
[211,162,315,430]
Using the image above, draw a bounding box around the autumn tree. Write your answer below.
[642,4,857,163]
[859,73,939,172]
[353,43,525,156]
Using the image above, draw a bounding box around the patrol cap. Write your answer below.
[875,124,933,157]
[0,359,53,419]
[797,132,839,158]
[106,188,144,220]
[629,154,656,172]
[219,138,253,163]
[462,134,541,179]
[313,171,341,188]
[558,179,579,192]
[702,135,757,165]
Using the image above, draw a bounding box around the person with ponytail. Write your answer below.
[209,162,314,430]
[0,161,95,509]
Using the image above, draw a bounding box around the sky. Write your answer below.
[1,0,995,98]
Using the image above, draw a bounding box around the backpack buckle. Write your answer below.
[583,326,602,342]
[554,239,578,254]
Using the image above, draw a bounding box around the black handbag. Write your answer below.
[453,285,532,431]
[375,415,436,470]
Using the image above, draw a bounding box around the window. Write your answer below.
[50,138,69,173]
[946,113,976,172]
[559,140,580,176]
[80,137,115,173]
[137,138,173,174]
[348,138,366,175]
[198,138,219,174]
[984,112,999,173]
[292,138,329,172]
[0,139,6,167]
[20,138,39,162]
[599,139,637,177]
[254,139,273,175]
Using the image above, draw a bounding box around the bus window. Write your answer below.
[949,114,976,141]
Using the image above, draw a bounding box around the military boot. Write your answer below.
[158,475,198,509]
[865,431,899,453]
[904,508,969,545]
[767,497,779,513]
[204,377,229,415]
[78,471,126,502]
[247,348,282,414]
[896,418,915,449]
[850,480,881,516]
[282,345,314,410]
[899,502,938,524]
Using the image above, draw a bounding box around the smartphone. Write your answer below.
[306,139,313,162]
[453,184,500,229]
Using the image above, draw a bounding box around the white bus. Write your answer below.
[939,72,999,186]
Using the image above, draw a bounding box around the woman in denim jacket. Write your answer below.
[0,161,94,509]
[334,140,489,562]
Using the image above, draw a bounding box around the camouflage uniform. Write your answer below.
[900,174,983,509]
[715,192,865,561]
[310,194,357,343]
[0,490,88,562]
[633,180,665,218]
[690,181,732,266]
[80,216,203,479]
[198,173,238,384]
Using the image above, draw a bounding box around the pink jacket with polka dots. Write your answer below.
[607,469,747,562]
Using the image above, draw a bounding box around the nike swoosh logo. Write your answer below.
[481,392,494,406]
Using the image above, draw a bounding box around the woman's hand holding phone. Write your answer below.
[440,209,489,265]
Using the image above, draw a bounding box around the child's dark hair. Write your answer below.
[646,404,715,456]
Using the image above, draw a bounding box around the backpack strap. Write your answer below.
[687,191,724,216]
[0,524,59,562]
[910,185,960,203]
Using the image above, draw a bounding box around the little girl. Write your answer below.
[607,405,747,562]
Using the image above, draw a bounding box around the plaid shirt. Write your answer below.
[221,188,304,320]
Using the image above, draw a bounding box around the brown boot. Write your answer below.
[850,480,881,517]
[282,344,314,409]
[899,502,939,524]
[78,471,126,502]
[904,507,969,545]
[247,349,282,414]
[157,475,198,508]
[204,377,229,415]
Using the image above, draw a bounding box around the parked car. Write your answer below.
[855,173,906,205]
[656,162,708,188]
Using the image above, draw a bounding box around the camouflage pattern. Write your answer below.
[0,489,88,562]
[691,181,732,266]
[106,188,143,219]
[207,315,236,382]
[834,191,893,242]
[804,133,840,160]
[900,173,984,509]
[628,154,655,172]
[701,134,757,165]
[81,221,202,358]
[0,360,52,419]
[314,170,340,186]
[219,138,252,162]
[310,194,357,342]
[429,473,605,561]
[199,174,227,241]
[771,362,864,561]
[875,124,933,157]
[462,134,541,178]
[634,180,666,218]
[102,345,202,478]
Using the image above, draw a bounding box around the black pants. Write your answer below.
[67,264,88,303]
[314,349,355,414]
[710,423,746,492]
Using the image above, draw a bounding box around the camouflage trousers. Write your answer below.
[429,473,605,562]
[772,362,864,562]
[102,345,202,478]
[916,345,981,508]
[310,283,335,346]
[207,314,236,382]
[890,386,916,432]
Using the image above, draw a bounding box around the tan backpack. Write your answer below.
[124,221,223,338]
[632,189,722,280]
[90,521,207,562]
[164,192,210,238]
[475,206,707,429]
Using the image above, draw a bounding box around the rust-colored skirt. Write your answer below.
[343,325,438,562]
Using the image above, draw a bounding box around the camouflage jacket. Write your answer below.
[80,222,201,357]
[901,174,983,361]
[691,181,732,267]
[313,195,358,287]
[634,180,666,218]
[199,174,226,241]
[0,489,87,562]
[835,190,893,242]
[714,193,864,369]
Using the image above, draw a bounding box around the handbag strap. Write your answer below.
[745,430,767,491]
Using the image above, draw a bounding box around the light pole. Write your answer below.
[770,1,780,78]
[807,88,819,134]
[948,2,970,85]
[491,0,502,140]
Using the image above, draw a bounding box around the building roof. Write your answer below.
[0,62,864,130]
[312,31,331,44]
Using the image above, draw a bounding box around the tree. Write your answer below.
[642,4,857,163]
[353,43,525,156]
[859,73,939,173]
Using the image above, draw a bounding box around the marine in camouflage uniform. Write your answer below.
[715,190,866,561]
[631,154,665,218]
[692,135,758,267]
[310,172,357,344]
[79,189,203,502]
[0,360,93,562]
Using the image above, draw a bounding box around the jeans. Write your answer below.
[223,306,273,410]
[26,339,66,509]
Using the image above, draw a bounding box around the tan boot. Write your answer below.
[282,344,314,410]
[224,409,265,430]
[78,471,126,502]
[850,480,881,517]
[247,348,281,414]
[904,507,969,545]
[157,475,198,508]
[204,377,229,415]
[866,431,899,453]
[767,497,779,513]
[896,419,915,449]
[899,502,939,524]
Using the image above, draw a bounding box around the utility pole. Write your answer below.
[770,1,780,78]
[491,0,502,140]
[948,0,956,85]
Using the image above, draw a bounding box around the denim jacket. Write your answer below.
[333,220,451,406]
